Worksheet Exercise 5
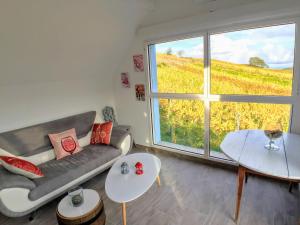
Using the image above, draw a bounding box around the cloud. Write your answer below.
[180,44,204,58]
[210,34,258,64]
[156,37,204,58]
[261,43,294,65]
[156,24,295,69]
[243,24,295,39]
[209,28,295,68]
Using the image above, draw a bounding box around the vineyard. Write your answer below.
[156,53,292,152]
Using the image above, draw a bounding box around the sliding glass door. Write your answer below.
[149,23,296,159]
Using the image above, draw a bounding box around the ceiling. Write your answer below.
[0,0,292,87]
[0,0,150,85]
[139,0,264,27]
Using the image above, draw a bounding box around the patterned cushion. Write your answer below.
[90,122,113,145]
[49,128,82,160]
[0,156,44,179]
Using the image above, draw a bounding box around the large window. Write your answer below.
[149,23,296,159]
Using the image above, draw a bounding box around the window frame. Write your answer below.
[146,18,299,162]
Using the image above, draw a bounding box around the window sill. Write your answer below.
[153,141,236,166]
[156,141,204,155]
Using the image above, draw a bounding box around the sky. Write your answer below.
[156,24,295,69]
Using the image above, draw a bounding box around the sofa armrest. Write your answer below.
[0,167,36,191]
[110,128,132,155]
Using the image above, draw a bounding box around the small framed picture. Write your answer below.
[133,54,144,72]
[121,72,130,88]
[135,84,145,101]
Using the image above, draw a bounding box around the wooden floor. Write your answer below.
[0,148,299,225]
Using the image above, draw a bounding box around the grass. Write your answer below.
[156,54,292,152]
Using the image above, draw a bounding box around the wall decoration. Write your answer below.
[133,54,144,72]
[102,106,118,125]
[121,72,130,88]
[135,84,145,101]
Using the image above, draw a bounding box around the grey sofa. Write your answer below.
[0,111,132,217]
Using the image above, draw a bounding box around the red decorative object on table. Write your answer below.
[135,162,143,175]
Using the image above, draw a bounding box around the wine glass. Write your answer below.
[264,123,283,151]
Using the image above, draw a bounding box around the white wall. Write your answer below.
[114,42,153,146]
[0,0,149,132]
[115,0,300,146]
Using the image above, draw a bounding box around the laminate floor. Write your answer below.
[0,148,299,225]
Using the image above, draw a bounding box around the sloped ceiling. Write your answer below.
[140,0,264,27]
[0,0,152,85]
[0,0,291,87]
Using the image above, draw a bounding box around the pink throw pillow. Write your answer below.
[48,128,82,160]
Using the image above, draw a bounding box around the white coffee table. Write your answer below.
[57,189,105,225]
[105,153,161,225]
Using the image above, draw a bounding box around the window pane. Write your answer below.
[210,24,295,96]
[150,37,204,94]
[153,98,204,153]
[210,102,291,155]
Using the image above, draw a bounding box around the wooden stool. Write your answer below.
[57,189,106,225]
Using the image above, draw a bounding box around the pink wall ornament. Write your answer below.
[121,72,130,88]
[133,54,144,72]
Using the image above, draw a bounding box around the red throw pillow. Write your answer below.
[90,122,113,145]
[48,128,82,160]
[0,156,44,179]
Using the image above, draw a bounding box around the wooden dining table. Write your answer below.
[220,129,300,221]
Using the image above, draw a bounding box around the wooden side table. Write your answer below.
[57,189,106,225]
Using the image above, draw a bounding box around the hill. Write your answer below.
[156,53,292,95]
[155,54,291,152]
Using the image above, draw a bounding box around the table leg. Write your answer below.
[235,166,246,222]
[289,182,293,193]
[122,202,126,225]
[156,175,161,186]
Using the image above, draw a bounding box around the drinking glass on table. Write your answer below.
[264,123,283,151]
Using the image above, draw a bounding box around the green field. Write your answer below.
[156,53,292,152]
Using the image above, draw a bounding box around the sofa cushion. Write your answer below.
[110,128,130,150]
[28,145,121,201]
[0,167,36,190]
[0,111,96,156]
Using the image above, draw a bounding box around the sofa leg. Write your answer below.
[29,211,37,221]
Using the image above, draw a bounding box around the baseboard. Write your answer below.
[135,144,237,171]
